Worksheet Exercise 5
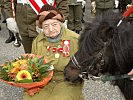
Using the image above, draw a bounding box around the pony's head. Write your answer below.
[64,11,121,83]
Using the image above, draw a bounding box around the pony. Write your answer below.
[64,11,133,100]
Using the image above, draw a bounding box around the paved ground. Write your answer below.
[0,17,24,100]
[0,1,126,100]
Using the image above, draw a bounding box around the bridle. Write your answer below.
[70,55,81,69]
[70,41,111,80]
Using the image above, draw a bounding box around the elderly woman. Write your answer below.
[24,4,83,100]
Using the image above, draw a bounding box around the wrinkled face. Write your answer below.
[42,19,61,38]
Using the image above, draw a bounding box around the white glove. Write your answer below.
[115,0,119,8]
[82,0,86,8]
[36,26,43,33]
[6,18,19,33]
[91,1,96,14]
[63,20,68,28]
[127,4,132,8]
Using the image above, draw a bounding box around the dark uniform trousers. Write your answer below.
[21,36,34,53]
[67,5,83,32]
[96,8,113,18]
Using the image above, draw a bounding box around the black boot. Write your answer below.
[5,30,15,43]
[0,14,1,31]
[14,33,22,47]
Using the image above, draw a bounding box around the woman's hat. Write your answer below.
[36,4,65,28]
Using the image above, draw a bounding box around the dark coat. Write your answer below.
[91,0,115,9]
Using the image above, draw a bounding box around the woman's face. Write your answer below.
[42,19,61,38]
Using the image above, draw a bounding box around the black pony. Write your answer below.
[64,11,133,100]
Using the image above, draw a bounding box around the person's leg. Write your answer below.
[0,12,1,31]
[0,7,1,31]
[5,30,15,43]
[67,5,75,31]
[74,5,83,34]
[21,36,34,53]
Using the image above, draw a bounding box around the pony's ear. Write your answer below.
[98,22,116,42]
[98,22,111,42]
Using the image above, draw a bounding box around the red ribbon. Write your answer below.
[62,40,70,57]
[46,40,70,57]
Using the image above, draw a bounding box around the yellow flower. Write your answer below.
[10,66,20,74]
[19,60,27,65]
[12,62,20,68]
[16,70,32,81]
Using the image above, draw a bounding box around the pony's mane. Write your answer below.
[78,23,104,58]
[78,11,122,61]
[112,22,133,73]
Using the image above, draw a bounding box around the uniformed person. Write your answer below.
[24,4,83,100]
[67,0,86,34]
[91,0,115,18]
[3,0,69,53]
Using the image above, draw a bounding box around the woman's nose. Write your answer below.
[49,25,53,31]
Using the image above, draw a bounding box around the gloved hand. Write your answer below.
[128,69,133,80]
[6,18,19,33]
[91,1,96,14]
[48,0,54,6]
[82,0,86,8]
[36,26,43,33]
[115,0,119,8]
[63,20,68,28]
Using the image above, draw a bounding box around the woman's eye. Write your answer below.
[53,23,57,26]
[44,25,48,28]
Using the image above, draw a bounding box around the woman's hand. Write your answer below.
[128,69,133,80]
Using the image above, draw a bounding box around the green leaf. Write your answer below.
[0,66,8,75]
[45,60,54,65]
[38,60,54,73]
[12,59,17,62]
[0,66,10,81]
[39,65,50,74]
[21,55,24,59]
[17,79,33,83]
[5,61,11,66]
[34,58,39,63]
[38,56,44,66]
[26,55,29,59]
[35,78,42,82]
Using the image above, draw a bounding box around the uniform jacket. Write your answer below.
[68,0,86,5]
[24,27,84,100]
[32,27,79,70]
[2,0,69,37]
[91,0,115,9]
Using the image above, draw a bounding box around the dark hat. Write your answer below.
[36,4,65,28]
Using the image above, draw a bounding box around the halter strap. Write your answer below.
[89,74,133,82]
[70,56,81,69]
